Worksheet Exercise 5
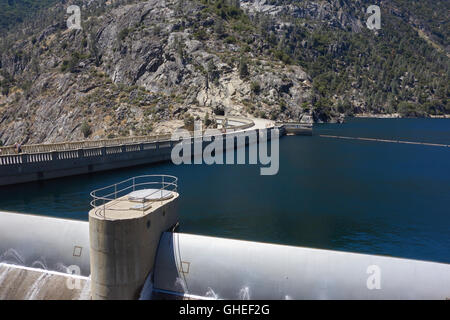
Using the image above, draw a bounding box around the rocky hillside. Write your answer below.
[0,0,448,145]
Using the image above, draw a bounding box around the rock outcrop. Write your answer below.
[0,0,448,145]
[0,0,314,144]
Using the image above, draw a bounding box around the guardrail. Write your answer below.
[0,117,278,185]
[0,133,173,156]
[0,140,175,166]
[90,175,178,217]
[0,117,255,158]
[276,122,313,128]
[216,116,255,132]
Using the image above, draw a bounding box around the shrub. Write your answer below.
[279,99,287,112]
[204,113,212,127]
[250,81,261,94]
[207,60,220,85]
[312,98,333,121]
[239,57,249,79]
[193,29,208,41]
[184,114,195,131]
[60,52,84,73]
[60,60,69,72]
[224,35,236,44]
[214,19,225,38]
[81,121,92,138]
[397,102,424,117]
[1,86,10,96]
[273,50,292,65]
[118,28,130,41]
[213,106,225,116]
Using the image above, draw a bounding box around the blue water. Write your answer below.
[0,118,449,263]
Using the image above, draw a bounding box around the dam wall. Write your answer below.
[1,211,449,300]
[0,263,90,300]
[0,211,90,276]
[0,118,286,186]
[153,232,450,300]
[0,140,174,186]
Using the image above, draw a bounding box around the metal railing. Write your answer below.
[0,133,173,156]
[215,116,255,132]
[90,175,178,218]
[0,117,255,158]
[276,122,313,128]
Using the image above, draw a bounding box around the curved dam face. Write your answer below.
[0,211,90,276]
[0,263,90,300]
[1,211,450,300]
[153,232,450,300]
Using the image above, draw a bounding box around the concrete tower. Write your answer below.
[89,180,179,300]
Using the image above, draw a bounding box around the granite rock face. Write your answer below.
[2,0,445,144]
[0,0,317,144]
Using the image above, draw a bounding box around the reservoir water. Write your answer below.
[0,118,449,264]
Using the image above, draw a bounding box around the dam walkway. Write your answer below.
[0,117,310,186]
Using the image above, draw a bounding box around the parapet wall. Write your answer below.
[0,140,174,186]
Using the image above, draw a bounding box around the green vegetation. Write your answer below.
[0,71,14,96]
[118,28,131,41]
[393,0,449,49]
[238,57,249,79]
[81,121,92,138]
[250,81,261,95]
[200,0,244,21]
[207,60,219,86]
[183,114,195,131]
[0,0,58,31]
[204,112,212,127]
[61,52,89,73]
[193,28,208,41]
[242,0,449,116]
[196,0,448,116]
[0,0,448,126]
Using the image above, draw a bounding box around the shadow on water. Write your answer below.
[0,118,449,263]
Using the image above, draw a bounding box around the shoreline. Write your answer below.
[353,113,450,119]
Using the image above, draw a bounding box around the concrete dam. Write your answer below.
[0,117,310,186]
[0,174,449,300]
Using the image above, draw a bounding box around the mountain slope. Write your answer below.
[0,0,448,145]
[0,0,59,31]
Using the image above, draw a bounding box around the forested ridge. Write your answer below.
[0,0,448,144]
[0,0,59,31]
